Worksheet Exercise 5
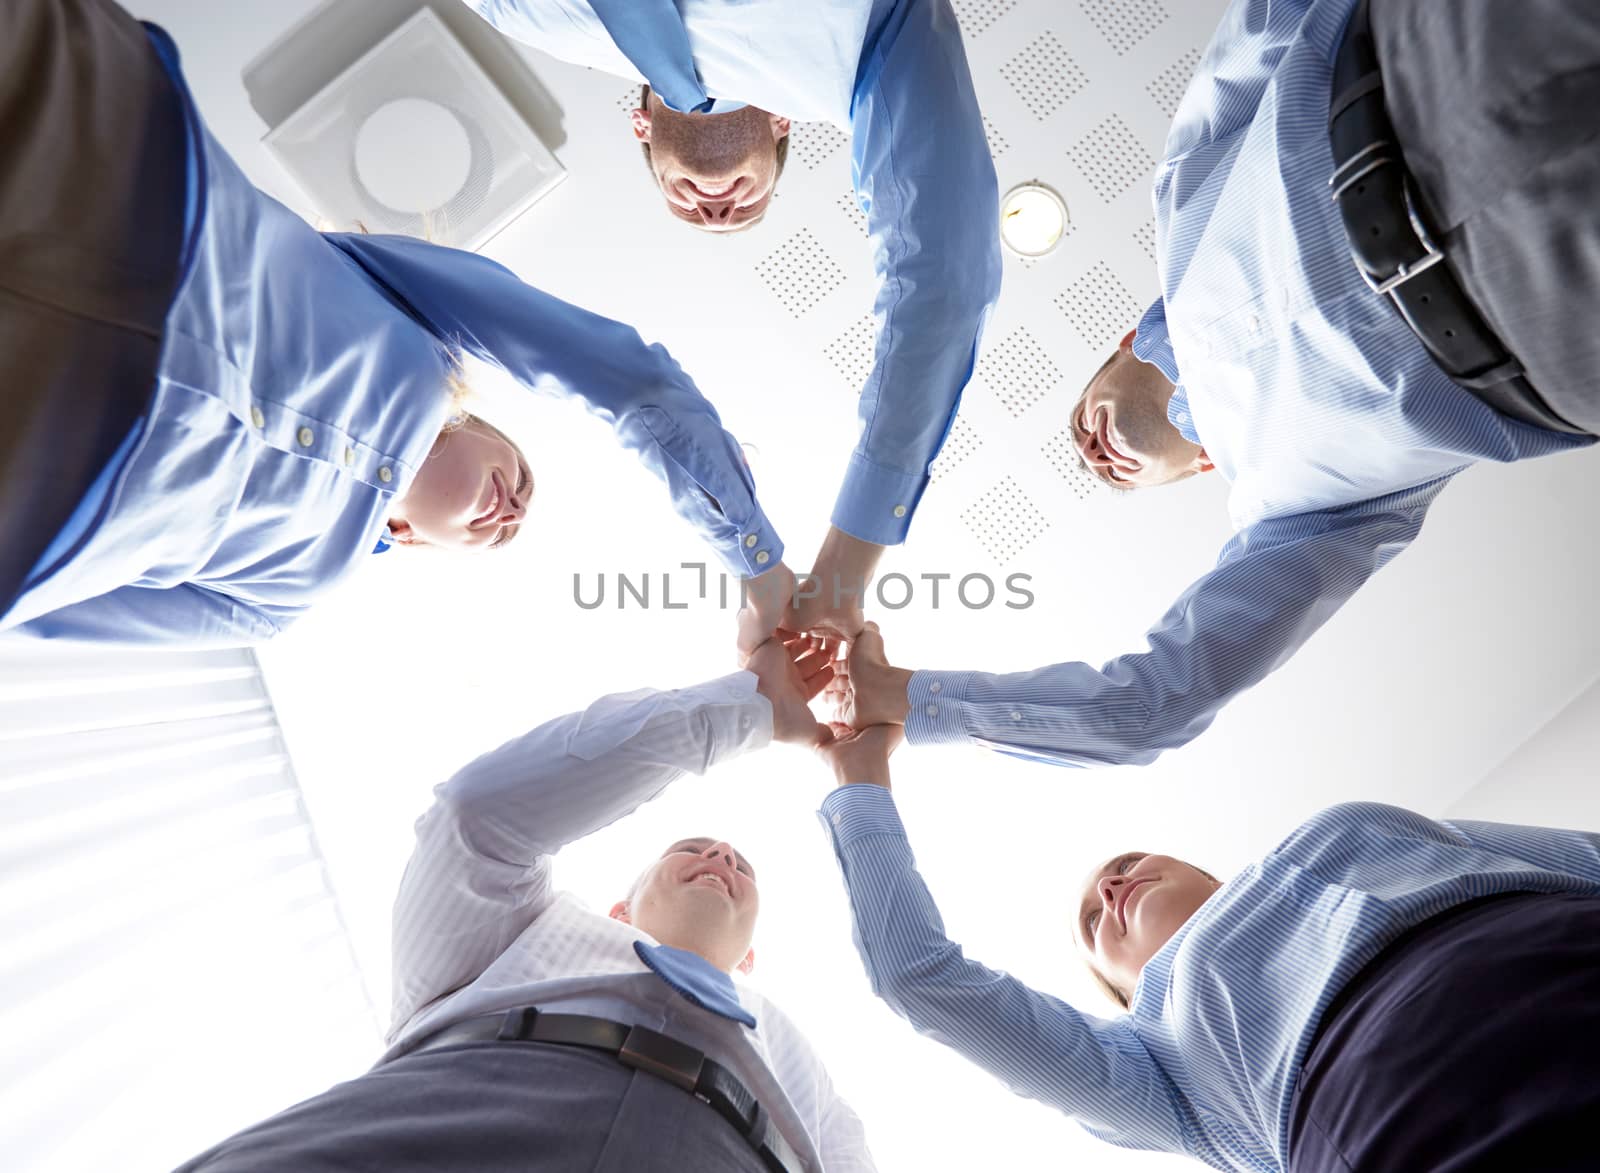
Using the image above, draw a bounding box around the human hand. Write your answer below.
[815,722,904,789]
[747,630,836,746]
[737,560,798,659]
[789,527,882,641]
[826,621,912,729]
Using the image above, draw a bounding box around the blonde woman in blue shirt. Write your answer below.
[1,0,789,647]
[817,710,1600,1172]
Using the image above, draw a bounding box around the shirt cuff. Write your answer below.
[818,783,905,852]
[904,669,977,746]
[711,502,785,579]
[830,453,925,546]
[705,671,775,763]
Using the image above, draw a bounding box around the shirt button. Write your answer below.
[1011,711,1022,721]
[744,534,758,549]
[755,550,770,566]
[925,704,938,718]
[1248,314,1261,334]
[378,466,394,484]
[892,504,907,518]
[343,447,356,466]
[249,405,265,429]
[832,814,842,828]
[929,681,942,694]
[297,426,314,447]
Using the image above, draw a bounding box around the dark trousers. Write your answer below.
[175,1041,768,1173]
[1289,893,1600,1173]
[1373,0,1600,435]
[0,0,188,614]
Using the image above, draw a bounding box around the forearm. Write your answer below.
[325,232,780,576]
[389,673,772,1021]
[838,0,1000,545]
[819,785,1184,1146]
[904,481,1447,766]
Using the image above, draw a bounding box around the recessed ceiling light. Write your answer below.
[999,182,1068,257]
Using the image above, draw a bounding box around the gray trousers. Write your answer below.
[1373,0,1600,434]
[175,1042,768,1173]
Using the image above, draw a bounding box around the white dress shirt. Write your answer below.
[387,671,875,1173]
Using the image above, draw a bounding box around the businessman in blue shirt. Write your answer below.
[462,0,1002,649]
[833,0,1599,767]
[0,0,792,647]
[817,721,1600,1171]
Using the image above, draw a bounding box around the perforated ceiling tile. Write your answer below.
[823,314,877,390]
[1134,217,1157,261]
[1068,112,1155,202]
[837,190,868,237]
[976,326,1062,417]
[1078,0,1169,55]
[1000,32,1088,122]
[984,115,1010,159]
[931,416,983,482]
[961,475,1051,563]
[615,85,643,116]
[950,0,1020,37]
[1147,46,1202,118]
[1041,428,1108,502]
[1055,260,1144,350]
[757,227,848,317]
[789,121,849,171]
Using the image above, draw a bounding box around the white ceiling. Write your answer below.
[133,1,1600,1169]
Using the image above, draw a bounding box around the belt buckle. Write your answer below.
[1360,170,1445,297]
[617,1024,706,1093]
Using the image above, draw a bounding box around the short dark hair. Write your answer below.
[636,85,790,179]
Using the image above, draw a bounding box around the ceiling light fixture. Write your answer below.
[998,181,1069,258]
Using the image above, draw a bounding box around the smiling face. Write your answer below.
[630,89,790,233]
[386,415,531,552]
[609,837,760,974]
[1073,852,1220,1008]
[1072,330,1213,490]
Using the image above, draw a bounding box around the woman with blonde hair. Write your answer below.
[2,0,785,646]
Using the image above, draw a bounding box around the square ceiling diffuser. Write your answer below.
[264,7,564,250]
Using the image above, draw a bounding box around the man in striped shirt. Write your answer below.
[817,722,1600,1170]
[834,0,1598,767]
[178,636,876,1173]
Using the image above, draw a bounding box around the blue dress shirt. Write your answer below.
[906,0,1593,765]
[464,0,1002,545]
[1,25,778,646]
[822,788,1600,1171]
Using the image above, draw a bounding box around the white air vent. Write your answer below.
[264,8,565,250]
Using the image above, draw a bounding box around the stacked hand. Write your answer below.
[746,629,838,746]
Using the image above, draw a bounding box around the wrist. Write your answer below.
[882,666,914,724]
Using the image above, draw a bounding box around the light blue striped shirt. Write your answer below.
[1,26,779,647]
[822,789,1600,1171]
[464,0,1002,545]
[905,0,1592,766]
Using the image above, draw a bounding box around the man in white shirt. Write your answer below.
[177,635,874,1173]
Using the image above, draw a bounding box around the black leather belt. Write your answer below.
[397,1008,802,1173]
[1327,0,1585,434]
